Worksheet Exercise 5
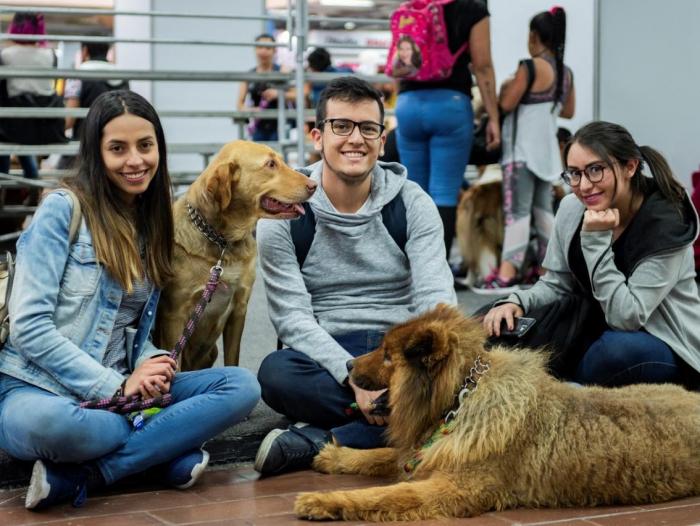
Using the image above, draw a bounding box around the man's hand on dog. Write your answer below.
[348,377,389,426]
[483,302,524,337]
[124,355,177,399]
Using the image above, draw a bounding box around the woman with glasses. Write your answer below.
[478,6,575,292]
[482,121,700,389]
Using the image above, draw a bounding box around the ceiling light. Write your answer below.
[320,0,375,8]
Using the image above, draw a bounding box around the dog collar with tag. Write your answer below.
[403,355,490,475]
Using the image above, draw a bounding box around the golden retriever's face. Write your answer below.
[202,140,316,220]
[350,305,487,444]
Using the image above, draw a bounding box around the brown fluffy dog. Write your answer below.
[456,181,504,285]
[295,305,700,521]
[156,141,316,370]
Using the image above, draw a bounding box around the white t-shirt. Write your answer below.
[0,45,56,98]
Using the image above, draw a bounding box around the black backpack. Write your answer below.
[290,194,408,267]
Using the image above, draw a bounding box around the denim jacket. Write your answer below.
[0,190,164,401]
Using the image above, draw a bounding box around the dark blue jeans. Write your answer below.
[574,330,691,387]
[0,155,38,179]
[257,330,386,449]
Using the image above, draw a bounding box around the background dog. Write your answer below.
[295,305,700,521]
[456,178,503,286]
[155,140,316,370]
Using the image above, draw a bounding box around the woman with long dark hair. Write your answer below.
[0,90,260,510]
[478,6,575,292]
[483,121,700,389]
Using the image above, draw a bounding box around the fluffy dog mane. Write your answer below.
[383,305,549,471]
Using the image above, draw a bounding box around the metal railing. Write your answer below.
[0,1,392,240]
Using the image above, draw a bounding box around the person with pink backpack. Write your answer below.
[390,0,500,261]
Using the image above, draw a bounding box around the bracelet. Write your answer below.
[114,379,127,398]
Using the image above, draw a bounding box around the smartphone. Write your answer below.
[499,316,536,338]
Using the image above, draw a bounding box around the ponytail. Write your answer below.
[638,146,687,207]
[550,7,567,109]
[530,7,567,110]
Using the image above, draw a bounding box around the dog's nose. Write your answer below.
[307,180,317,195]
[346,359,354,373]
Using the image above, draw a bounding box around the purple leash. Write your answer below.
[80,260,224,414]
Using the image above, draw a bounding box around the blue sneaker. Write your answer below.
[164,448,210,489]
[25,460,88,510]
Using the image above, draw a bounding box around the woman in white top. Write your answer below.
[0,12,57,182]
[477,6,575,292]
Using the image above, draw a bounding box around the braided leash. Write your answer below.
[79,256,225,414]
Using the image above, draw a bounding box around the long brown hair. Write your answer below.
[64,90,173,292]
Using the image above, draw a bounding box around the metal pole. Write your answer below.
[295,0,309,167]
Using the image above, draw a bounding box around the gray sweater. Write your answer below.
[257,161,457,383]
[507,193,700,375]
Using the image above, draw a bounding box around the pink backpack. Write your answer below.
[385,0,469,82]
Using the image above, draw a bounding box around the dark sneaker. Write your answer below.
[164,448,210,489]
[254,423,330,476]
[25,460,88,510]
[471,270,521,295]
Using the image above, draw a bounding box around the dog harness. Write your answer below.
[403,355,490,475]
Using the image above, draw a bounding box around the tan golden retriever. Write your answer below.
[295,305,700,521]
[456,180,503,286]
[156,140,316,370]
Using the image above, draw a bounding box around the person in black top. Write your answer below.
[395,0,500,259]
[237,34,297,142]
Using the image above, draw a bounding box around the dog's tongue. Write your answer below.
[262,196,306,215]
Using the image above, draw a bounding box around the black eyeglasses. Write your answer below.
[561,163,609,187]
[319,118,385,140]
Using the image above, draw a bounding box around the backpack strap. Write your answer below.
[381,193,408,253]
[52,188,82,243]
[511,58,536,147]
[290,193,408,269]
[290,202,316,268]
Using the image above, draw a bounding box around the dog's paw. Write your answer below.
[311,443,344,474]
[295,491,343,520]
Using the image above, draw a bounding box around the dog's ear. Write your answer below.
[403,324,452,368]
[206,161,239,209]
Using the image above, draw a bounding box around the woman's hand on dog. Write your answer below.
[483,303,524,337]
[124,355,177,398]
[348,377,389,426]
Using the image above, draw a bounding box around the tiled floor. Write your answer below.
[1,465,699,525]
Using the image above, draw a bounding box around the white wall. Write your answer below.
[598,0,700,188]
[114,0,153,100]
[489,0,595,136]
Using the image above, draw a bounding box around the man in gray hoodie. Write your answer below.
[254,77,457,476]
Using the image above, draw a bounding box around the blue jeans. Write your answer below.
[574,330,686,387]
[395,89,473,206]
[0,155,38,179]
[252,126,278,142]
[258,331,386,449]
[0,367,260,484]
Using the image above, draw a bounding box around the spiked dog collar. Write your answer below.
[186,202,230,253]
